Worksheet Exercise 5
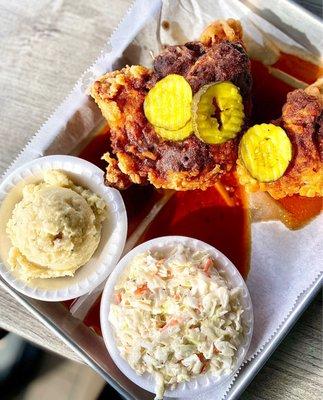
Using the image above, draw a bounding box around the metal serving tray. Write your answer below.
[0,1,322,399]
[1,273,321,400]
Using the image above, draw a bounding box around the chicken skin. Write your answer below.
[91,19,252,190]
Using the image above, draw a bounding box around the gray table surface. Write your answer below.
[0,1,322,399]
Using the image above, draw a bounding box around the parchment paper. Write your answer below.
[1,1,322,399]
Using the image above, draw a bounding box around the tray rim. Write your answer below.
[0,0,322,399]
[0,277,138,400]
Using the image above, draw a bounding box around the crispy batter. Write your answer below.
[91,20,251,190]
[200,19,243,45]
[237,85,323,198]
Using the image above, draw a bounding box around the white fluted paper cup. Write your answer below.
[0,155,127,301]
[100,236,253,398]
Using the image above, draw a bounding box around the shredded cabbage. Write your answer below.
[108,244,244,399]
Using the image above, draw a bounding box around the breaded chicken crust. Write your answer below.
[91,20,252,190]
[237,83,323,199]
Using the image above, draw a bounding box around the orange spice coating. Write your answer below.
[91,20,252,190]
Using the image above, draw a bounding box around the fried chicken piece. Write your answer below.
[91,20,252,190]
[237,83,323,199]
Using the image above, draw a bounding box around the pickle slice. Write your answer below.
[154,120,193,141]
[239,124,292,182]
[192,81,244,144]
[144,74,192,131]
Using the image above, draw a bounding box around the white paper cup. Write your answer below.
[100,236,253,398]
[0,155,127,301]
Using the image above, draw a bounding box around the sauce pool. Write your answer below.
[273,52,323,84]
[140,172,250,278]
[83,296,102,335]
[251,60,293,123]
[277,195,322,229]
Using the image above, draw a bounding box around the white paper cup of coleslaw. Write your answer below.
[100,236,253,398]
[0,155,127,301]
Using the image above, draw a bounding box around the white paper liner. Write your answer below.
[0,155,127,301]
[0,0,321,398]
[100,236,253,398]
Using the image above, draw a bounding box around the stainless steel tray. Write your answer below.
[0,0,322,399]
[1,274,321,400]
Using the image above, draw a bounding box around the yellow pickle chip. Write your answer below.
[154,120,193,141]
[144,74,192,131]
[239,123,292,182]
[192,81,244,144]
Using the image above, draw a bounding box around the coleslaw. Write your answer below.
[108,244,245,399]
